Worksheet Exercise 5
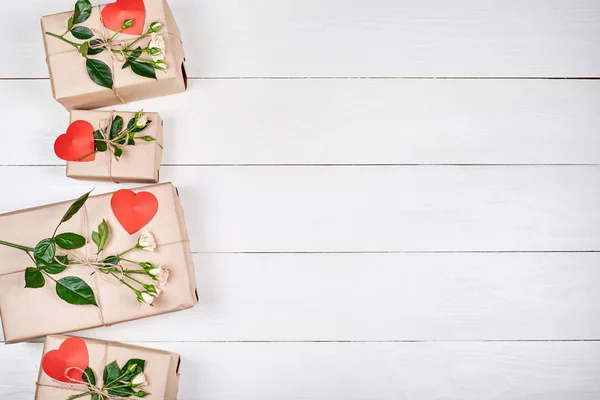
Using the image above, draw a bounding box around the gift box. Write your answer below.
[36,335,180,399]
[41,0,187,109]
[0,182,198,344]
[64,110,164,183]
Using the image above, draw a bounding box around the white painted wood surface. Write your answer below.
[1,0,600,398]
[3,0,600,77]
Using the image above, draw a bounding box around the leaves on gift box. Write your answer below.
[94,129,108,152]
[34,238,56,265]
[130,61,157,80]
[40,255,69,275]
[60,191,91,225]
[108,386,135,397]
[122,47,143,69]
[86,59,113,90]
[25,267,45,288]
[113,145,123,159]
[87,39,106,56]
[92,220,109,254]
[103,361,121,385]
[109,116,125,143]
[73,0,92,25]
[83,366,96,386]
[79,41,89,57]
[102,255,120,266]
[55,232,86,250]
[71,26,94,40]
[56,276,97,306]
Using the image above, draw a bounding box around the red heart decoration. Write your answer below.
[111,189,159,235]
[101,0,146,35]
[42,338,89,383]
[54,120,95,162]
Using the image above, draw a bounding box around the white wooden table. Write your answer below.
[1,0,600,398]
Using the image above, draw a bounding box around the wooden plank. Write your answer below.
[4,0,600,78]
[2,79,600,165]
[3,252,600,342]
[2,341,600,399]
[0,165,599,252]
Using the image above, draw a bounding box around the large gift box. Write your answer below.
[0,182,197,344]
[41,0,187,109]
[65,110,164,183]
[36,335,180,399]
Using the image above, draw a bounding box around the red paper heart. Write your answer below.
[101,0,146,35]
[42,338,89,383]
[111,189,159,234]
[54,120,95,162]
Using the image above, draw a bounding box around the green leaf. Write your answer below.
[86,59,113,89]
[107,386,135,397]
[34,238,56,264]
[25,267,45,288]
[79,41,89,57]
[40,255,69,275]
[60,191,91,225]
[113,146,123,159]
[87,39,105,56]
[92,220,109,254]
[94,130,107,152]
[130,61,157,80]
[91,394,101,400]
[103,361,121,385]
[120,359,145,381]
[56,276,97,306]
[55,233,86,250]
[122,47,142,69]
[71,26,93,40]
[73,0,92,24]
[101,255,120,266]
[109,116,124,141]
[83,367,96,386]
[67,15,74,30]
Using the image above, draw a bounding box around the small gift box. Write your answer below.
[0,182,198,344]
[55,109,164,183]
[41,0,187,109]
[36,335,180,399]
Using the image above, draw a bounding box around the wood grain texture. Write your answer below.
[2,252,600,343]
[0,165,599,252]
[3,0,600,78]
[2,341,600,399]
[2,79,600,165]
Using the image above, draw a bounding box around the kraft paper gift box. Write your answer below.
[66,110,164,183]
[41,0,187,110]
[36,335,180,399]
[0,182,198,344]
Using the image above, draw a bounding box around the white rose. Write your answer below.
[131,372,148,387]
[136,115,148,128]
[137,230,156,251]
[149,267,170,288]
[148,33,165,61]
[138,291,155,305]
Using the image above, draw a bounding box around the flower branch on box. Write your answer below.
[45,0,167,90]
[82,110,155,161]
[70,358,150,399]
[0,192,169,306]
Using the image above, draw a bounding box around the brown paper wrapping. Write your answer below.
[41,0,187,110]
[36,335,180,400]
[0,182,198,344]
[67,110,164,183]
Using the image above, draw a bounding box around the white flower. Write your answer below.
[137,230,156,251]
[149,266,170,288]
[137,291,155,305]
[148,33,165,61]
[131,372,148,387]
[136,115,148,128]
